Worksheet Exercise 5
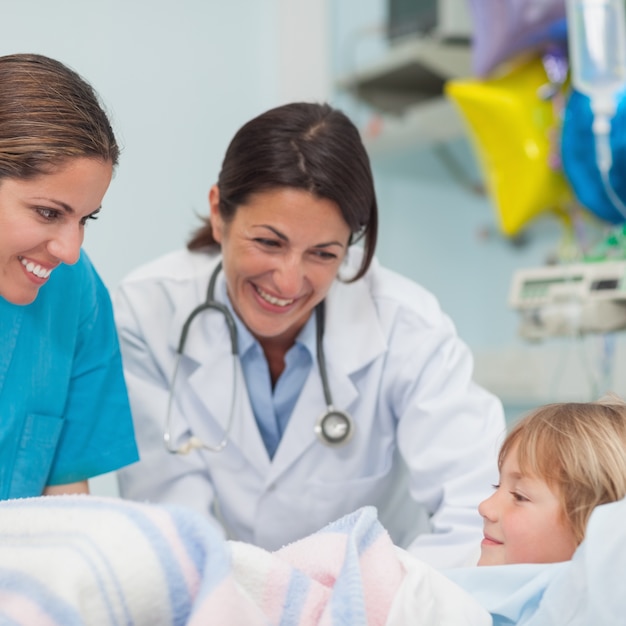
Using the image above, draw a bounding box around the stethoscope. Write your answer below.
[163,261,354,454]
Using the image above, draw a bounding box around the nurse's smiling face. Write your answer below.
[0,157,113,305]
[210,185,351,350]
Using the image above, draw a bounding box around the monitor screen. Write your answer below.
[387,0,438,42]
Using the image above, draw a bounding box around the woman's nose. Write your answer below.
[273,256,305,296]
[47,225,83,265]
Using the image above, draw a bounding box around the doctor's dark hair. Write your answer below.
[0,53,119,180]
[187,102,378,282]
[499,394,626,545]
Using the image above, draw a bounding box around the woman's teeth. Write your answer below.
[256,286,294,307]
[20,258,52,279]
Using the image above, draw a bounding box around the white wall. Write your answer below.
[1,0,330,289]
[0,0,330,496]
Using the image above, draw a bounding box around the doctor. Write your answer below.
[115,102,505,569]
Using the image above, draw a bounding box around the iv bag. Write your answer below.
[566,0,626,115]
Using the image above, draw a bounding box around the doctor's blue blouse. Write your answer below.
[222,278,316,459]
[0,251,138,498]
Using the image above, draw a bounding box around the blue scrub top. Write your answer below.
[0,251,139,499]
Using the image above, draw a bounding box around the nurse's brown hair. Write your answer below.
[187,102,378,282]
[0,53,119,180]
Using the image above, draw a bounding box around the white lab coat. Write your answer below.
[114,248,506,569]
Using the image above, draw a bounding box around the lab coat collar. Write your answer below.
[165,257,273,473]
[268,264,388,482]
[165,251,388,480]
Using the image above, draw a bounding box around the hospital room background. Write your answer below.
[5,0,626,496]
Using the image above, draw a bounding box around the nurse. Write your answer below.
[115,102,505,569]
[0,53,138,498]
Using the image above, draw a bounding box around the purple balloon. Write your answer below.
[468,0,567,77]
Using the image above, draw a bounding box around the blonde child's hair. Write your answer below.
[499,394,626,544]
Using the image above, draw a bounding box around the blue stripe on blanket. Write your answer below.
[319,506,383,554]
[321,507,381,623]
[90,498,233,620]
[0,569,82,626]
[280,568,310,626]
[2,497,210,624]
[0,523,133,624]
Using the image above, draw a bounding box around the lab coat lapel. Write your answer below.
[187,355,270,473]
[266,368,341,483]
[167,282,270,474]
[268,275,386,482]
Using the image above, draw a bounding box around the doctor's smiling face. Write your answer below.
[209,184,351,350]
[477,442,577,566]
[0,157,113,305]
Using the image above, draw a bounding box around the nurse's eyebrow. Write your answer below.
[31,197,102,216]
[31,197,76,214]
[259,224,346,248]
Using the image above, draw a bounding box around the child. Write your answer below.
[478,395,626,566]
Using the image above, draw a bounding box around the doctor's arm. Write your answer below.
[391,310,506,569]
[112,284,226,538]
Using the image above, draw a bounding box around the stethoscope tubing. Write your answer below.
[163,260,354,453]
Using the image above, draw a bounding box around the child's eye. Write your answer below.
[510,491,529,503]
[491,483,500,490]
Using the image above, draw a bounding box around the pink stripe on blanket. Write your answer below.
[118,500,202,595]
[359,538,406,624]
[296,583,331,626]
[0,591,61,626]
[259,564,292,621]
[231,541,295,622]
[187,577,271,625]
[277,530,405,626]
[277,534,349,585]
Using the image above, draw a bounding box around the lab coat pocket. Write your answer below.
[7,412,64,499]
[306,454,395,528]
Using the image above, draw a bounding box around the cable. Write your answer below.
[594,117,626,220]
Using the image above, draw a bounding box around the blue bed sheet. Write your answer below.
[445,496,626,625]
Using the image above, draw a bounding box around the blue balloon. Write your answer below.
[561,88,626,224]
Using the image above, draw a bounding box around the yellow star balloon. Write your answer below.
[445,56,572,237]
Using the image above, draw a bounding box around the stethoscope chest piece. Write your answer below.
[166,265,355,454]
[315,408,354,447]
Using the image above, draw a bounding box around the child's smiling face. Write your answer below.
[477,443,578,566]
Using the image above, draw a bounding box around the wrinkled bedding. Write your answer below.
[2,493,621,625]
[0,497,488,625]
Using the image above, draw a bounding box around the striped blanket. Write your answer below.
[0,496,488,625]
